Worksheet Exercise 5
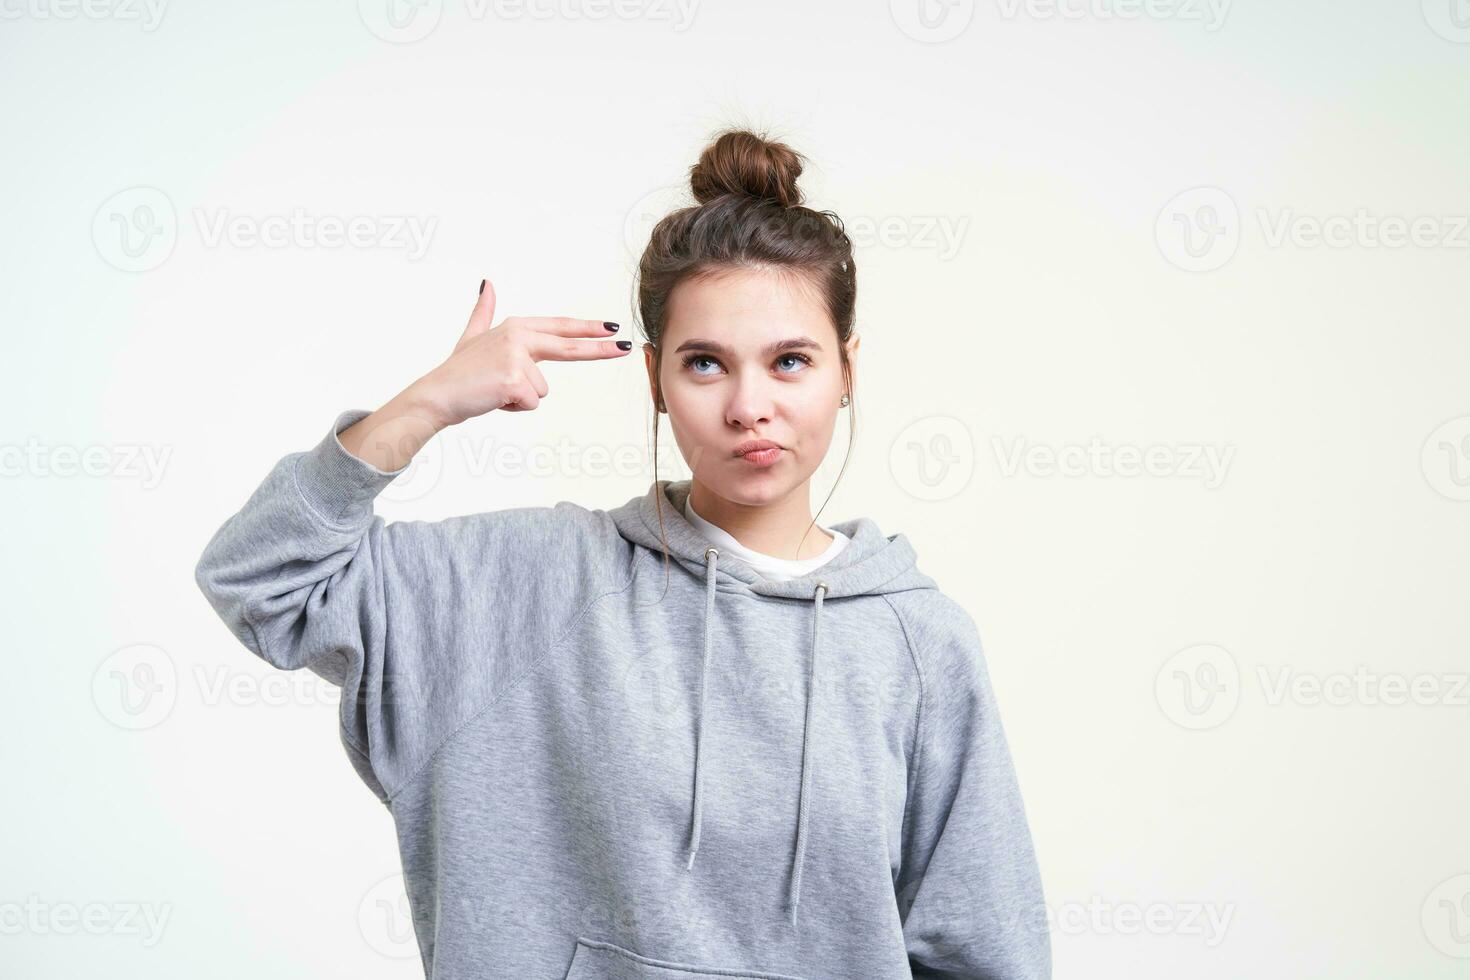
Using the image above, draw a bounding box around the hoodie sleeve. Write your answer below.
[192,408,626,804]
[895,597,1052,980]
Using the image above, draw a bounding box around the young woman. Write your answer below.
[195,129,1051,979]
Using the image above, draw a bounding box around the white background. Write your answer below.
[3,1,1469,977]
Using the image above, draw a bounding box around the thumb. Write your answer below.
[460,277,497,344]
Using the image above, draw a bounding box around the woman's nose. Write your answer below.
[725,380,775,429]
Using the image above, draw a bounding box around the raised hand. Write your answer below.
[337,279,631,472]
[420,279,631,427]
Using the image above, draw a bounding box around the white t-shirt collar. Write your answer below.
[683,496,849,582]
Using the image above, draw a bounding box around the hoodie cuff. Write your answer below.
[294,408,411,527]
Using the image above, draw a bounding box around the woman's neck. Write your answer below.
[687,479,835,560]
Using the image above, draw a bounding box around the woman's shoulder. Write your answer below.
[383,496,635,593]
[882,584,990,678]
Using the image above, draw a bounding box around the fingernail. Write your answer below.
[615,340,632,350]
[604,321,620,332]
[479,279,486,296]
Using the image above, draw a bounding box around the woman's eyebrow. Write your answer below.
[673,337,824,356]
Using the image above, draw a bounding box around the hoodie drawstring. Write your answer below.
[684,546,720,870]
[789,575,827,927]
[685,546,828,929]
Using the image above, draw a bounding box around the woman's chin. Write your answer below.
[702,461,805,506]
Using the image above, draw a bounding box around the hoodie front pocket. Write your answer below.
[563,936,808,980]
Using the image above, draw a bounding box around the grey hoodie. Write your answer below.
[194,408,1052,979]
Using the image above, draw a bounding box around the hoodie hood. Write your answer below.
[608,478,937,926]
[609,478,938,600]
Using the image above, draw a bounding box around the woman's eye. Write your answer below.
[680,352,812,376]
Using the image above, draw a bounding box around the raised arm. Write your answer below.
[193,279,633,801]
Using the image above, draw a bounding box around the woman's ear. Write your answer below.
[643,343,664,413]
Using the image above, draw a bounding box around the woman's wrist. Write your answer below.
[400,376,460,433]
[337,383,450,472]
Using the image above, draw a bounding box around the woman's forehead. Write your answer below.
[663,269,833,344]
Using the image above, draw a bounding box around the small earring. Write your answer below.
[840,393,850,407]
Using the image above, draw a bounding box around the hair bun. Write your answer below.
[689,129,805,208]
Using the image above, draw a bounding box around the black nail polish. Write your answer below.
[615,340,632,350]
[604,321,620,332]
[479,279,486,296]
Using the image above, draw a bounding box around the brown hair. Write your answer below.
[632,127,859,582]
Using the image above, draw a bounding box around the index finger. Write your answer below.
[523,331,633,362]
[517,316,622,339]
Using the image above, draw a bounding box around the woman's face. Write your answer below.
[645,266,858,507]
